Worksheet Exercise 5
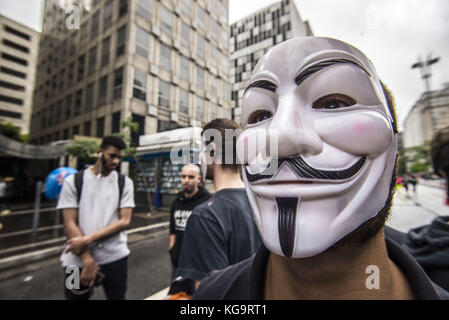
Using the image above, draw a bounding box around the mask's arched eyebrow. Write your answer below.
[244,80,277,95]
[294,59,371,87]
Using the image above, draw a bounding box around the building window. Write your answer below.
[65,95,72,120]
[133,68,147,102]
[160,43,171,70]
[180,0,191,17]
[2,39,29,53]
[48,105,54,126]
[210,46,218,65]
[0,94,23,106]
[136,26,150,58]
[91,11,100,39]
[63,128,69,140]
[131,113,145,144]
[112,111,121,133]
[84,120,91,136]
[85,83,94,111]
[196,35,205,59]
[160,6,172,35]
[116,25,127,57]
[137,0,151,20]
[210,103,217,120]
[179,89,189,115]
[88,46,97,74]
[77,54,85,82]
[181,21,190,47]
[75,89,83,116]
[195,97,204,120]
[0,66,26,79]
[119,0,128,17]
[73,125,79,136]
[114,67,124,99]
[196,66,204,89]
[210,75,217,96]
[101,36,111,67]
[180,56,190,81]
[103,1,113,30]
[56,100,63,123]
[0,109,22,119]
[98,75,108,106]
[196,4,206,30]
[1,53,28,66]
[96,117,105,137]
[67,63,74,86]
[0,80,25,91]
[158,80,170,108]
[4,25,30,41]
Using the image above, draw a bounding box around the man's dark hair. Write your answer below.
[100,136,127,150]
[202,118,241,173]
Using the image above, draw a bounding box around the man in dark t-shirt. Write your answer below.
[167,119,262,299]
[169,164,210,278]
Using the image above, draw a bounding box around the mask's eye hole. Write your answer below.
[313,94,356,110]
[247,110,273,124]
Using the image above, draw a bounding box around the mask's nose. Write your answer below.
[267,95,323,159]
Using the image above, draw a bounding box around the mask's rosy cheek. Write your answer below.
[314,111,393,156]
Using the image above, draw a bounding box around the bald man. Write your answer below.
[169,164,211,278]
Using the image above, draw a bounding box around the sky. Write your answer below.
[1,0,448,130]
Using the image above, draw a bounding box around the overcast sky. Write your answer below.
[1,0,448,130]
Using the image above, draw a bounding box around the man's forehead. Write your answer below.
[251,37,374,80]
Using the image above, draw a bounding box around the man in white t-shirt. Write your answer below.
[58,136,135,300]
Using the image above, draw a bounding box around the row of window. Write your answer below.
[2,24,31,41]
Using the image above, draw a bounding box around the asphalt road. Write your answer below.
[0,230,171,300]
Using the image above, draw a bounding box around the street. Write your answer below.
[0,182,447,300]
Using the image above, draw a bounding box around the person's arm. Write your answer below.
[169,234,176,250]
[62,208,99,287]
[65,207,132,254]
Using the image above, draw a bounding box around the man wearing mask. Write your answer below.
[193,37,449,300]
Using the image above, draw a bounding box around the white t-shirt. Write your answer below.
[57,167,135,267]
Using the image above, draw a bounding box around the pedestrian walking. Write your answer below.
[169,164,211,279]
[58,136,135,300]
[166,119,262,299]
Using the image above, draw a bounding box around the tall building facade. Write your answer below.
[229,0,312,123]
[403,83,449,148]
[0,14,40,135]
[29,0,232,145]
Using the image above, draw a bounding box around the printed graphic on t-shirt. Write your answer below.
[174,210,193,231]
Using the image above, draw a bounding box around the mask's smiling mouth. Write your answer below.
[245,156,367,183]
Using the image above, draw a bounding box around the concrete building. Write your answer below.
[29,0,232,145]
[403,83,449,148]
[229,0,312,123]
[0,14,40,135]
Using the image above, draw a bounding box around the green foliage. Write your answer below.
[112,116,139,158]
[400,141,431,175]
[66,138,100,160]
[0,121,23,142]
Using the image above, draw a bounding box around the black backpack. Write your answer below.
[74,169,126,205]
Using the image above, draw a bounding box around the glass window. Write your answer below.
[114,67,124,99]
[85,82,94,111]
[96,117,105,137]
[210,103,217,120]
[91,11,100,39]
[181,21,190,47]
[88,46,97,74]
[136,26,150,58]
[210,46,218,64]
[160,6,172,35]
[68,63,74,86]
[179,89,189,115]
[196,4,206,30]
[195,97,204,120]
[210,75,217,96]
[137,0,151,20]
[103,1,113,30]
[116,25,127,57]
[160,43,171,70]
[197,35,205,58]
[98,75,108,106]
[180,56,190,81]
[73,125,79,136]
[75,89,83,116]
[196,66,204,89]
[119,0,128,17]
[112,111,121,133]
[133,68,147,101]
[180,0,191,17]
[77,54,85,82]
[65,95,72,120]
[158,80,170,108]
[101,36,111,66]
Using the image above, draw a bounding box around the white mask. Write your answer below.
[236,37,397,258]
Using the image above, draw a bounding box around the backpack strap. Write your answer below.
[74,169,85,204]
[118,173,125,207]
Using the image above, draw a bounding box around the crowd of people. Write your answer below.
[56,37,449,300]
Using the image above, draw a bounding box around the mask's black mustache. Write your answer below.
[276,197,298,258]
[245,156,367,182]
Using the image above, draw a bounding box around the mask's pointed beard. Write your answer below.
[276,197,299,258]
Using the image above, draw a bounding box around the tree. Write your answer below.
[65,137,100,161]
[400,141,431,175]
[0,121,23,142]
